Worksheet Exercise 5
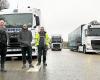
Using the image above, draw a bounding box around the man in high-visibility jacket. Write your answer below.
[35,27,50,66]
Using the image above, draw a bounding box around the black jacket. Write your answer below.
[19,29,32,47]
[0,29,7,46]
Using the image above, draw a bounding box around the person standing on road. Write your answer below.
[35,27,50,66]
[19,24,34,69]
[0,18,7,72]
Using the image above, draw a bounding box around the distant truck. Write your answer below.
[51,35,63,51]
[0,8,41,57]
[68,20,100,54]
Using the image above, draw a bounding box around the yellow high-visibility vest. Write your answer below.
[35,32,50,46]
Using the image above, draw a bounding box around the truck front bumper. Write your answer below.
[6,52,37,57]
[7,48,21,52]
[6,47,37,57]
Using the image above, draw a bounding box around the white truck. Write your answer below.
[51,35,63,51]
[0,8,41,57]
[68,20,100,53]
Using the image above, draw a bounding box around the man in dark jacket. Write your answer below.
[0,18,7,72]
[19,24,34,69]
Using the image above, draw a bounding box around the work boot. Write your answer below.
[29,64,34,68]
[43,62,47,66]
[22,64,26,69]
[37,63,41,66]
[1,68,7,72]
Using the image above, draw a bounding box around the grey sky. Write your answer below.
[8,0,100,41]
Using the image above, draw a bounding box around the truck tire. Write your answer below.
[51,49,54,51]
[77,46,80,52]
[59,49,62,51]
[70,49,73,51]
[83,45,87,54]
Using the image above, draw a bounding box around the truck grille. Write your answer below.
[8,33,20,47]
[9,37,20,46]
[91,40,100,50]
[53,44,60,49]
[7,28,21,32]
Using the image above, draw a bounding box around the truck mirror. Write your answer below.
[85,29,88,36]
[34,15,40,27]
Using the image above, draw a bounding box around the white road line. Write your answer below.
[26,61,41,72]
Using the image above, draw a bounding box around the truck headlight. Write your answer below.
[86,42,91,46]
[86,39,91,46]
[86,42,92,49]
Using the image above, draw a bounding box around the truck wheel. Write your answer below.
[83,46,87,54]
[77,46,80,52]
[51,49,54,51]
[59,49,62,51]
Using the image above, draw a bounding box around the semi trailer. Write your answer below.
[68,20,100,53]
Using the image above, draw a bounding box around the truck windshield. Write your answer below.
[87,28,100,36]
[0,13,33,28]
[52,37,62,43]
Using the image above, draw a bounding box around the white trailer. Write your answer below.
[0,8,41,57]
[68,20,100,53]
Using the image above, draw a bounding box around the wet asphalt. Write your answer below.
[1,49,100,80]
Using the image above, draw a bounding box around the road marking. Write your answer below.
[26,62,41,72]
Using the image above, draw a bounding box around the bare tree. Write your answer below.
[0,0,9,10]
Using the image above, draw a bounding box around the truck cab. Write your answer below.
[51,35,63,51]
[68,20,100,54]
[0,8,41,57]
[82,20,100,53]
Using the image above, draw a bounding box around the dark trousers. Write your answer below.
[38,45,47,63]
[21,46,32,64]
[0,46,7,69]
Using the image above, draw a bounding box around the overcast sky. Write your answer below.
[8,0,100,41]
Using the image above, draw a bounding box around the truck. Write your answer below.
[0,8,41,57]
[68,20,100,54]
[51,35,63,51]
